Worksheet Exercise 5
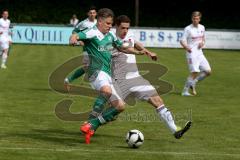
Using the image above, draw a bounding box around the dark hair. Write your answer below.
[2,9,8,14]
[89,6,97,12]
[115,15,131,26]
[192,11,202,18]
[97,8,114,20]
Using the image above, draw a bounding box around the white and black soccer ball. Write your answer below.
[126,129,144,148]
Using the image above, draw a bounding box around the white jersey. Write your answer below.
[0,18,11,38]
[75,18,97,31]
[112,30,141,80]
[181,24,205,55]
[70,18,79,27]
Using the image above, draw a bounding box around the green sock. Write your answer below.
[68,68,85,83]
[89,107,120,131]
[88,95,107,120]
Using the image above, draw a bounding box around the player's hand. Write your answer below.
[146,51,157,61]
[186,47,192,53]
[78,41,85,46]
[198,42,204,49]
[0,32,2,35]
[69,34,79,45]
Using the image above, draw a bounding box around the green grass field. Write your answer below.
[0,44,240,160]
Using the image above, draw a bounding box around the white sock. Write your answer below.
[183,76,193,93]
[2,52,8,65]
[196,72,207,82]
[156,105,177,133]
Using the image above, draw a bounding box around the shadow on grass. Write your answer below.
[1,129,85,146]
[1,128,127,146]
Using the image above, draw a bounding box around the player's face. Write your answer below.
[117,22,130,39]
[98,17,113,34]
[192,16,201,26]
[2,11,9,19]
[88,10,97,21]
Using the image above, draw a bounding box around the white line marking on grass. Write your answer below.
[0,147,240,157]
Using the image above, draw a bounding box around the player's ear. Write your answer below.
[97,18,102,25]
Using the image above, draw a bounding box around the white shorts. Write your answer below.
[186,53,211,73]
[0,36,12,50]
[90,71,122,101]
[113,76,158,101]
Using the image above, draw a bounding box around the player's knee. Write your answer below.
[111,100,125,112]
[205,70,212,76]
[100,86,112,98]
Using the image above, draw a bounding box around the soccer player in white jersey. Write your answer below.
[0,10,12,69]
[74,6,97,32]
[180,11,211,96]
[104,15,191,139]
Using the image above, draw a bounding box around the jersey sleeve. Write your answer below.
[0,20,4,32]
[127,31,135,47]
[73,21,85,33]
[77,28,95,40]
[202,25,206,39]
[110,31,123,47]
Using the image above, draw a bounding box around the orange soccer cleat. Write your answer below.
[80,122,95,144]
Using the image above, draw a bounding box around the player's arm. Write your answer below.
[180,28,192,53]
[69,33,79,45]
[110,31,145,55]
[69,29,94,45]
[71,22,86,46]
[198,29,205,49]
[69,33,84,46]
[134,41,157,61]
[120,47,146,55]
[180,40,191,52]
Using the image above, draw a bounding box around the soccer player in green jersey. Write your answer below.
[70,8,145,144]
[64,6,97,89]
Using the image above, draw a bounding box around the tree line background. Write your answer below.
[0,0,239,29]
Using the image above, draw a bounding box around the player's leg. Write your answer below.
[195,55,211,83]
[80,71,125,143]
[127,77,191,138]
[190,55,211,95]
[82,96,125,144]
[0,40,9,69]
[64,67,85,91]
[88,80,123,120]
[182,57,200,96]
[148,95,191,138]
[65,67,86,83]
[1,49,8,69]
[87,98,125,131]
[64,52,89,90]
[125,77,179,134]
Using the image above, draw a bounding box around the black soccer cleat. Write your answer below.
[174,121,192,139]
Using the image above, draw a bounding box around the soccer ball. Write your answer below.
[126,129,144,148]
